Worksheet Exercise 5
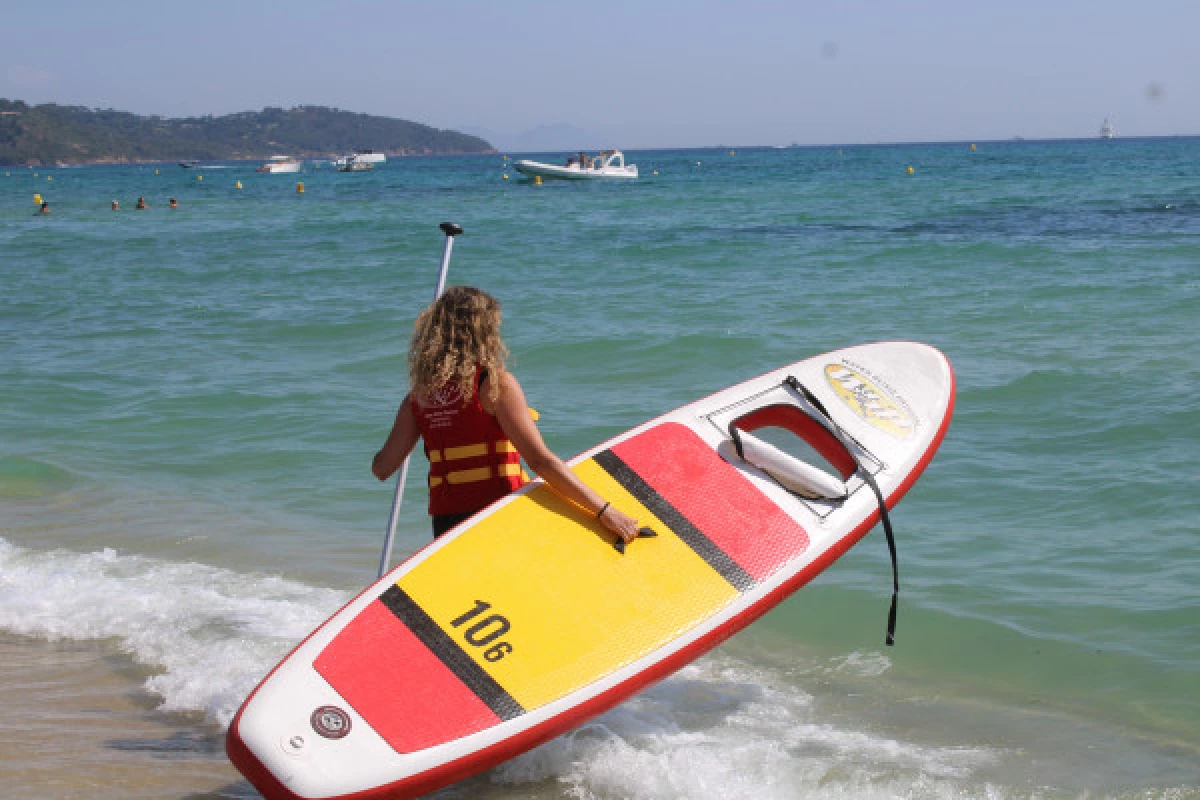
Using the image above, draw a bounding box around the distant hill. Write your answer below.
[0,100,494,165]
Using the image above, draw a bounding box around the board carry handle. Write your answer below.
[781,376,901,647]
[728,403,858,479]
[726,424,848,500]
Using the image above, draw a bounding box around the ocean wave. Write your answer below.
[0,455,78,499]
[0,537,348,728]
[488,656,997,800]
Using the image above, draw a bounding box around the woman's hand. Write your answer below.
[598,504,639,544]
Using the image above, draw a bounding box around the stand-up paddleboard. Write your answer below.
[227,341,954,800]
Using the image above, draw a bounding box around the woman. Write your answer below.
[372,286,639,544]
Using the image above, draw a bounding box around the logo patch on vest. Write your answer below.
[426,383,464,409]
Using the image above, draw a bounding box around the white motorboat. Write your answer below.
[513,149,638,180]
[332,149,386,167]
[337,155,374,172]
[257,155,303,173]
[1099,115,1116,139]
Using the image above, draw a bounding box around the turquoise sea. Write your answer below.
[1,139,1197,799]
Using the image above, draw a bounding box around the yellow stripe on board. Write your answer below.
[397,458,739,711]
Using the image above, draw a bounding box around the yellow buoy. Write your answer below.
[46,175,52,181]
[33,193,42,205]
[155,169,160,174]
[235,180,243,189]
[197,174,203,181]
[502,173,509,180]
[970,143,976,151]
[906,165,915,175]
[534,176,542,185]
[296,182,304,193]
[729,149,735,156]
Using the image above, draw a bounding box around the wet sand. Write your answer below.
[0,633,251,799]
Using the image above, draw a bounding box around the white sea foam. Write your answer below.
[0,536,1002,797]
[0,536,348,728]
[823,649,893,678]
[491,658,999,799]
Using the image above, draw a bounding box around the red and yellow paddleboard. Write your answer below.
[228,342,955,800]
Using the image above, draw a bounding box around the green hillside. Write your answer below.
[0,100,494,165]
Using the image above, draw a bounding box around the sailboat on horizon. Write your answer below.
[1099,115,1116,139]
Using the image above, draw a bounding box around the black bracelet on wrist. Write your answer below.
[596,501,610,518]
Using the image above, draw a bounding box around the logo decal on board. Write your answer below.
[311,706,352,739]
[824,363,916,439]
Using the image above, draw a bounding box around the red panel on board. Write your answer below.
[612,422,809,581]
[314,599,500,753]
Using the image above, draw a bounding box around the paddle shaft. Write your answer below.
[377,223,462,579]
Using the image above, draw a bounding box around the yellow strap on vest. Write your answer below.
[443,443,489,461]
[446,467,493,485]
[430,441,518,462]
[433,463,523,487]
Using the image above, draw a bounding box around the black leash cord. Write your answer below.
[785,376,899,646]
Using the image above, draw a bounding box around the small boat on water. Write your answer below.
[257,155,303,174]
[513,149,638,180]
[1100,115,1116,139]
[337,155,374,172]
[332,149,386,168]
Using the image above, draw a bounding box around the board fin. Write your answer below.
[612,526,659,554]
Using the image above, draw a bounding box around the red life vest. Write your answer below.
[411,370,526,516]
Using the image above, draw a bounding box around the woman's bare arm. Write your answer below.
[372,393,420,481]
[488,372,640,543]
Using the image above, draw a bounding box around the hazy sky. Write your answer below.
[2,0,1195,148]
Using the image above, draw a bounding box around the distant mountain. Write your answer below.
[0,100,495,165]
[460,122,607,154]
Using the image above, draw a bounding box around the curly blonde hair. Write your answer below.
[409,286,508,406]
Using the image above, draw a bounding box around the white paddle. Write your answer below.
[377,222,463,579]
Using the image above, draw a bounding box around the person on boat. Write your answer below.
[168,197,178,209]
[372,286,640,543]
[578,151,589,170]
[135,196,147,210]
